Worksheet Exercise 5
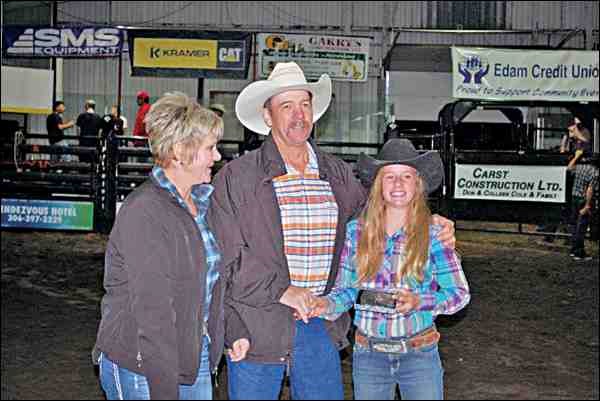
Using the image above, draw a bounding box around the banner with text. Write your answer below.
[3,26,123,58]
[452,47,599,102]
[1,199,94,231]
[257,33,370,82]
[128,30,251,79]
[454,164,566,203]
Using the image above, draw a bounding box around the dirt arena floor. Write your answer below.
[1,226,598,400]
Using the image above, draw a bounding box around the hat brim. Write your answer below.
[357,151,445,194]
[235,74,332,135]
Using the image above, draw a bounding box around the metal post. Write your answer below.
[197,78,204,104]
[594,118,599,154]
[117,48,123,115]
[50,1,58,105]
[535,117,545,150]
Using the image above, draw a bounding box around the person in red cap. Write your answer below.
[133,90,151,147]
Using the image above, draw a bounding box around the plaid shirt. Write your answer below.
[152,167,221,330]
[327,219,470,339]
[590,174,599,210]
[273,144,338,296]
[572,164,599,200]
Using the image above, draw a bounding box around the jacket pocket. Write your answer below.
[228,246,289,307]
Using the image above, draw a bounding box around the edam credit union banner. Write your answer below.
[452,47,599,102]
[128,30,251,79]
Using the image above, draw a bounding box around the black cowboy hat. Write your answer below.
[356,139,444,194]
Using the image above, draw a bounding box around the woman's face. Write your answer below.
[180,135,221,185]
[380,164,419,210]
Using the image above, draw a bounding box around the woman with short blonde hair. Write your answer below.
[94,92,247,400]
[146,92,224,168]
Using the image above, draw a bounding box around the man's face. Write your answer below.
[137,97,144,106]
[56,104,65,114]
[263,90,313,147]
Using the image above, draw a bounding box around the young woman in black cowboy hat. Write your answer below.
[313,139,471,400]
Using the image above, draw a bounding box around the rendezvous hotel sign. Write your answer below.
[452,47,599,102]
[2,26,123,57]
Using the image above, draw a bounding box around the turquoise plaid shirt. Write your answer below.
[152,167,221,331]
[327,219,470,339]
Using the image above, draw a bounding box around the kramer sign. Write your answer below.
[454,164,566,203]
[128,30,251,79]
[2,26,123,58]
[452,47,599,102]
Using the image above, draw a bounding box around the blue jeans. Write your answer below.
[569,198,590,254]
[353,343,444,400]
[99,340,212,400]
[227,318,344,400]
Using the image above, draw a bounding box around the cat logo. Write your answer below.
[265,35,289,50]
[219,48,242,63]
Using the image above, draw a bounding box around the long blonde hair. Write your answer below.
[357,168,432,284]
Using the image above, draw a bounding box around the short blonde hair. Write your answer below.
[145,92,223,167]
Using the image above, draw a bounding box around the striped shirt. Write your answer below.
[152,167,221,329]
[273,144,338,296]
[327,219,470,339]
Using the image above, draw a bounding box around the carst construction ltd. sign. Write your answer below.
[454,164,566,203]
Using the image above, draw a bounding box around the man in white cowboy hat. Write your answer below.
[207,62,456,400]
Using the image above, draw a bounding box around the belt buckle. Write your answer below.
[372,340,408,354]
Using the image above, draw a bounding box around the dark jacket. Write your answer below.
[207,135,367,364]
[94,177,225,400]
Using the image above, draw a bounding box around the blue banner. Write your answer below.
[1,199,94,231]
[3,26,123,58]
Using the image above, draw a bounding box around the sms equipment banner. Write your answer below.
[452,47,599,102]
[3,26,123,58]
[454,164,566,203]
[128,30,251,79]
[257,33,370,82]
[1,199,94,231]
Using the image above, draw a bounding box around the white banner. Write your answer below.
[256,33,370,82]
[1,66,53,115]
[452,47,599,102]
[454,164,566,203]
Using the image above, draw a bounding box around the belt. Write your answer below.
[355,327,440,354]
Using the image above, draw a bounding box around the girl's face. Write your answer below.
[381,164,419,210]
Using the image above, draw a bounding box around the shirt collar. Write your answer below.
[386,227,406,242]
[284,142,319,175]
[152,166,214,218]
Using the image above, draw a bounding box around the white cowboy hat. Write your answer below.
[235,62,332,135]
